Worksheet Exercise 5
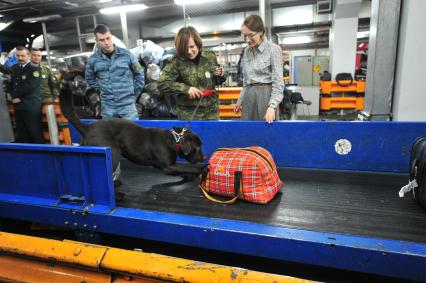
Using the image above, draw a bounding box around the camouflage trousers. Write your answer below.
[177,105,219,120]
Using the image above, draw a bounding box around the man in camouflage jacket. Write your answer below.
[30,48,59,103]
[85,25,144,120]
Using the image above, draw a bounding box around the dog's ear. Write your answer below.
[180,139,192,156]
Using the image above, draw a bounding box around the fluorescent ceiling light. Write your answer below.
[281,36,311,45]
[175,0,222,5]
[100,4,148,14]
[0,21,12,32]
[357,31,369,39]
[23,14,62,23]
[98,0,112,2]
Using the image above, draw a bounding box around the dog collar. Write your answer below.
[170,128,187,143]
[170,128,187,154]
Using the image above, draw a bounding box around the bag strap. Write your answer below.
[200,171,242,204]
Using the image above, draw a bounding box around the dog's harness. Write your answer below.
[170,127,187,153]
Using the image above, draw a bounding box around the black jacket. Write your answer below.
[0,63,41,110]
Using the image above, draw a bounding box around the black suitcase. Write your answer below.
[409,136,426,209]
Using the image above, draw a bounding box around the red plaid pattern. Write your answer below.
[200,146,283,204]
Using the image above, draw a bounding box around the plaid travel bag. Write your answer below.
[199,146,283,204]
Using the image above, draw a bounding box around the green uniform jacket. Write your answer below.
[158,51,224,120]
[36,64,59,102]
[0,63,41,111]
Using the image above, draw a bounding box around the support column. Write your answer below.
[120,11,129,47]
[41,22,51,68]
[363,0,401,121]
[259,0,272,41]
[259,0,265,22]
[329,0,362,78]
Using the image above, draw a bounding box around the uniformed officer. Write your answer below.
[30,48,59,103]
[0,46,43,143]
[158,26,225,120]
[85,24,144,120]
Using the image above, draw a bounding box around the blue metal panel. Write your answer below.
[0,143,115,212]
[70,120,426,172]
[0,201,424,282]
[4,122,426,281]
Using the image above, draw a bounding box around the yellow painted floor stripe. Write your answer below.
[0,254,110,283]
[0,231,107,268]
[0,231,312,283]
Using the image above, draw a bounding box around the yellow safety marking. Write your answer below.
[0,254,109,283]
[0,232,107,268]
[0,231,312,283]
[101,247,310,283]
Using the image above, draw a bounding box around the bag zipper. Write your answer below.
[215,148,274,171]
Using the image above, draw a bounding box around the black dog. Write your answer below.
[59,83,206,180]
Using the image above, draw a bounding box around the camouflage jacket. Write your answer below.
[85,46,145,108]
[158,51,224,108]
[35,64,59,102]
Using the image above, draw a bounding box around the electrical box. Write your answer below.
[296,56,313,86]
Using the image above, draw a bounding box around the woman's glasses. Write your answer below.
[241,32,259,39]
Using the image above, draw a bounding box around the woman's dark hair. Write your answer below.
[242,15,265,36]
[175,26,203,58]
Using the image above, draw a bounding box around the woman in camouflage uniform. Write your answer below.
[158,26,225,120]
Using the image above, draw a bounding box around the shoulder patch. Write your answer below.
[33,71,40,78]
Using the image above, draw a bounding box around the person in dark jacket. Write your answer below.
[0,46,43,143]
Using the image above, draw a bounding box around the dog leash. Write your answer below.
[176,70,221,142]
[184,89,216,130]
[172,90,214,147]
[184,94,205,130]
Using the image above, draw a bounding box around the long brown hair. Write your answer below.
[175,26,203,58]
[242,15,265,39]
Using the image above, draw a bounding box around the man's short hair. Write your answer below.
[15,46,29,53]
[94,24,111,36]
[30,48,41,53]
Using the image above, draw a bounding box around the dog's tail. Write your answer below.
[59,82,90,138]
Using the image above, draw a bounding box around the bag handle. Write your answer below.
[200,171,242,204]
[336,73,353,87]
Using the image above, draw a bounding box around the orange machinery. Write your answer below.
[8,101,72,145]
[319,80,365,114]
[217,86,242,119]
